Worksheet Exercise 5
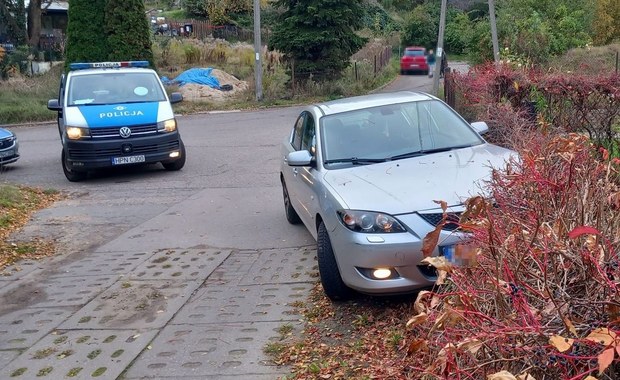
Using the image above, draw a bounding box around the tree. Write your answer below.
[26,0,42,47]
[65,0,108,65]
[592,0,620,45]
[269,0,367,80]
[0,0,27,44]
[182,0,208,17]
[105,0,154,65]
[401,4,437,49]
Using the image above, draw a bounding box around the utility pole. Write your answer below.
[253,0,263,101]
[488,0,500,64]
[432,0,447,96]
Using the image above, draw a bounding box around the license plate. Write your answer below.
[441,243,477,267]
[0,150,14,158]
[410,64,420,68]
[112,155,145,165]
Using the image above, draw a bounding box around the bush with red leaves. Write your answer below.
[450,63,620,154]
[407,133,620,379]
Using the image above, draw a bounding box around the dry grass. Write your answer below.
[0,184,63,273]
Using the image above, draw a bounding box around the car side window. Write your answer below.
[291,115,304,151]
[301,114,316,155]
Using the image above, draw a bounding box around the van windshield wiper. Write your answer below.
[390,144,474,161]
[324,157,388,165]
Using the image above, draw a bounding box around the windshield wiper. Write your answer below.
[390,144,474,161]
[324,157,388,165]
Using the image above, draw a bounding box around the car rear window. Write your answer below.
[405,50,425,57]
[67,72,167,106]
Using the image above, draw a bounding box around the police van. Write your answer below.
[47,61,186,181]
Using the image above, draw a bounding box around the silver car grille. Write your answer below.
[418,212,462,231]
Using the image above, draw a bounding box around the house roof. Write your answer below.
[46,1,69,12]
[24,0,68,12]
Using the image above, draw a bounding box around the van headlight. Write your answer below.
[157,119,177,132]
[337,210,406,233]
[66,127,90,140]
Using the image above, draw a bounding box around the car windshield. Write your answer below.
[320,100,484,167]
[67,72,167,106]
[404,50,424,57]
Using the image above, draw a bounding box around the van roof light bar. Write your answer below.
[69,61,150,70]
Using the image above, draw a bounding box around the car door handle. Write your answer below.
[293,168,298,176]
[283,155,288,163]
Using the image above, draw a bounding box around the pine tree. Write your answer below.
[65,0,108,65]
[105,0,154,65]
[269,0,367,80]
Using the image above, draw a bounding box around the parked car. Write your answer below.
[400,46,429,75]
[280,91,516,300]
[0,127,19,166]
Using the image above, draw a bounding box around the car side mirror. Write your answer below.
[47,99,61,111]
[287,150,314,167]
[169,92,183,104]
[470,121,489,135]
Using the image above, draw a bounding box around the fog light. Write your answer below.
[372,268,392,279]
[169,151,180,158]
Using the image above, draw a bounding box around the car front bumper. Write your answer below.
[328,213,465,295]
[0,143,19,165]
[64,132,181,171]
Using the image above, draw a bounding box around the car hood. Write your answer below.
[65,101,172,128]
[0,128,14,139]
[323,144,515,214]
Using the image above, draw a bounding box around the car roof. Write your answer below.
[68,67,156,77]
[314,91,437,116]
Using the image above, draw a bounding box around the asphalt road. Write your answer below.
[0,71,438,253]
[0,71,437,379]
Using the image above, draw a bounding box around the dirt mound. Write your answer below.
[179,69,249,102]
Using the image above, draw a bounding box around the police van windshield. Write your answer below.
[68,72,167,106]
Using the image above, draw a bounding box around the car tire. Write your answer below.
[62,148,87,182]
[162,139,186,171]
[281,178,301,224]
[317,221,352,301]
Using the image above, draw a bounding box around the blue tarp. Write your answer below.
[161,68,221,89]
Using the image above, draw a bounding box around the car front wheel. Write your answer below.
[317,221,352,301]
[281,178,301,224]
[162,139,186,171]
[62,148,87,182]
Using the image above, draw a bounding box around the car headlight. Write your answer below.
[157,118,177,132]
[337,210,406,233]
[66,126,90,140]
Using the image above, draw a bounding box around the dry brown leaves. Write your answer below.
[0,185,63,272]
[272,283,419,380]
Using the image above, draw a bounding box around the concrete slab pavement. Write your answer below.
[0,186,317,380]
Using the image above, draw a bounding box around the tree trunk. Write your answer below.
[27,0,42,47]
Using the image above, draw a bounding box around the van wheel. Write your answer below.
[62,148,87,182]
[317,222,353,301]
[163,140,186,171]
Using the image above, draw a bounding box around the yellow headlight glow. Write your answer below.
[372,268,393,279]
[163,119,177,132]
[66,127,84,140]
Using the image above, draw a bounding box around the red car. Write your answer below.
[400,46,429,75]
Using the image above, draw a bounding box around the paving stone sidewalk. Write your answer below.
[0,243,317,379]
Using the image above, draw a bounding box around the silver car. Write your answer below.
[280,91,515,300]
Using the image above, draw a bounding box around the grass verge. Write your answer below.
[0,183,63,271]
[0,64,62,125]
